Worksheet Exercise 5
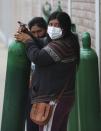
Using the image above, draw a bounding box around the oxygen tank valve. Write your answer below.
[17,21,29,33]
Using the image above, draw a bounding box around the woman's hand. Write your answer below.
[14,32,33,43]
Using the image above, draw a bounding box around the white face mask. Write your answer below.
[47,26,62,40]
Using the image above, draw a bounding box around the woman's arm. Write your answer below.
[14,32,55,66]
[25,40,55,66]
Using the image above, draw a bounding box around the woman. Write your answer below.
[15,11,80,131]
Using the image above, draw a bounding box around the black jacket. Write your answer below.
[25,34,78,104]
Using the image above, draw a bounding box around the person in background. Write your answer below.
[27,17,48,73]
[15,11,80,131]
[19,17,48,131]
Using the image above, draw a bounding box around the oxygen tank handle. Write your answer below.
[17,21,34,39]
[17,21,29,33]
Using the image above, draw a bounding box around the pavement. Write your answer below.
[0,43,8,130]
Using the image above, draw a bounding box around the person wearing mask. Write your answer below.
[15,11,80,131]
[18,17,48,131]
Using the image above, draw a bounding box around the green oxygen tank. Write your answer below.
[76,32,101,131]
[68,32,101,131]
[67,95,79,131]
[1,40,31,131]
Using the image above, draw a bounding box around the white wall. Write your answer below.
[0,0,33,45]
[95,0,101,92]
[0,43,8,130]
[99,0,101,96]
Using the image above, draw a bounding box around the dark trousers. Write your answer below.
[39,96,74,131]
[26,90,39,131]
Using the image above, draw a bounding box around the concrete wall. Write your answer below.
[0,0,33,45]
[100,1,101,54]
[32,0,69,17]
[99,1,101,91]
[71,0,95,48]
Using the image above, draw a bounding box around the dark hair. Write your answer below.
[28,17,47,30]
[48,11,72,34]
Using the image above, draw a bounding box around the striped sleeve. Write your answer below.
[43,45,61,62]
